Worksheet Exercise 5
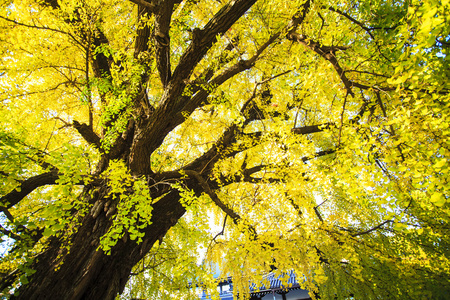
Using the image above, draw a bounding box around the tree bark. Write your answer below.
[11,188,186,300]
[4,1,259,298]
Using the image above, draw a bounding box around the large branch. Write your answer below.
[178,34,281,121]
[287,0,311,32]
[170,0,257,86]
[0,169,101,210]
[134,5,153,56]
[72,120,102,150]
[129,0,257,175]
[170,40,239,108]
[176,1,312,122]
[291,123,334,135]
[154,0,175,87]
[0,171,59,209]
[129,0,158,11]
[129,1,320,175]
[162,0,259,115]
[191,41,238,86]
[90,31,112,79]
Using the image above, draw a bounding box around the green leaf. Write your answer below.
[430,192,446,207]
[434,159,447,169]
[42,227,54,237]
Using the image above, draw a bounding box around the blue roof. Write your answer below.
[250,270,299,293]
[199,271,311,300]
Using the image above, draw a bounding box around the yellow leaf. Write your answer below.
[430,192,446,207]
[434,159,447,169]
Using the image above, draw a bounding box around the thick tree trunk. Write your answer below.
[11,188,186,300]
[2,1,260,298]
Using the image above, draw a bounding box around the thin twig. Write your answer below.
[0,15,84,48]
[352,220,393,237]
[85,22,93,129]
[338,92,349,146]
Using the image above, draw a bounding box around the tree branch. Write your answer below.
[314,206,324,222]
[286,32,356,96]
[129,0,258,175]
[90,31,112,79]
[72,120,102,150]
[190,41,238,87]
[184,170,259,240]
[170,0,257,85]
[0,224,22,241]
[184,170,242,223]
[351,220,393,237]
[301,149,336,163]
[134,5,153,56]
[1,134,54,170]
[291,123,334,135]
[128,0,158,11]
[0,15,84,47]
[0,207,15,223]
[154,0,175,87]
[0,171,60,209]
[175,30,281,123]
[327,7,375,40]
[291,99,373,136]
[287,0,311,33]
[85,30,93,128]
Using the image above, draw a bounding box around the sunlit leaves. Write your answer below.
[99,160,153,253]
[1,0,450,299]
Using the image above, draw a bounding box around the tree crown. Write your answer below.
[1,0,450,299]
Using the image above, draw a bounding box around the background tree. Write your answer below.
[0,0,449,299]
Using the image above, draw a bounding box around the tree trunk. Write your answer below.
[11,188,186,300]
[2,1,260,298]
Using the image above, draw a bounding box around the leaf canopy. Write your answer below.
[1,0,450,299]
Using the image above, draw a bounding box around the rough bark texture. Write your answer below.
[11,188,186,300]
[5,1,259,299]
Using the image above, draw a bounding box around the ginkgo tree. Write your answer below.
[1,0,449,299]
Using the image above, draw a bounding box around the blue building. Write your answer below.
[199,271,311,300]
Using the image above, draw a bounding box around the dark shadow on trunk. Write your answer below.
[11,188,185,300]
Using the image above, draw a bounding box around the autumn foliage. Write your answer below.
[1,0,450,299]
